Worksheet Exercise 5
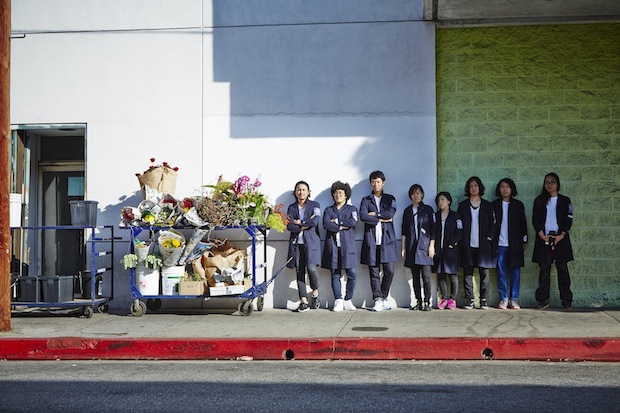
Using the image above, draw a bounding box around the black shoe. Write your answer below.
[464,299,475,310]
[310,295,320,309]
[295,302,310,313]
[480,299,489,310]
[422,302,431,312]
[410,302,423,311]
[536,301,549,310]
[562,301,572,311]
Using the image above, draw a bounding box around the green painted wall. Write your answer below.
[436,23,620,308]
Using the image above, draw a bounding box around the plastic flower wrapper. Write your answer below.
[184,207,208,228]
[154,194,182,226]
[158,229,186,266]
[134,239,152,262]
[120,207,141,226]
[185,241,215,264]
[177,229,209,266]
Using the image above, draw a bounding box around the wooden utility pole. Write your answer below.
[0,0,11,331]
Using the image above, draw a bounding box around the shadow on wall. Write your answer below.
[209,8,437,309]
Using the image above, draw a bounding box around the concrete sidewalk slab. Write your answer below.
[1,308,619,361]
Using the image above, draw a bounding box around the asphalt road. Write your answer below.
[0,360,618,412]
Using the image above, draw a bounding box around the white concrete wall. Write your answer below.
[11,0,437,312]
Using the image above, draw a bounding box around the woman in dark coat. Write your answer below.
[322,181,359,312]
[492,178,528,310]
[457,176,497,310]
[401,184,436,311]
[433,192,463,310]
[532,172,574,310]
[286,180,321,312]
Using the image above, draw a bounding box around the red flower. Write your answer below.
[150,157,156,163]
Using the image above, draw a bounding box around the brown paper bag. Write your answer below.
[138,167,178,198]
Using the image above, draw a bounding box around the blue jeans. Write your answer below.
[331,268,357,301]
[496,246,521,301]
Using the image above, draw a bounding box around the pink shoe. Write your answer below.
[447,298,457,309]
[438,299,448,309]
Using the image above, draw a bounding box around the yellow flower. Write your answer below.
[162,238,181,249]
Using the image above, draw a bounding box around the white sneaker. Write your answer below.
[382,299,392,310]
[372,298,384,312]
[343,300,357,311]
[333,299,344,312]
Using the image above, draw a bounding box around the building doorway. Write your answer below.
[10,124,87,279]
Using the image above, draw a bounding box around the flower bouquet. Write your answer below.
[136,158,179,199]
[158,229,186,266]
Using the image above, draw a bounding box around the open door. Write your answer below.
[10,125,86,280]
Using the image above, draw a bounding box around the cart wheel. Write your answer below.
[131,301,147,317]
[83,306,94,318]
[97,303,109,313]
[256,296,264,312]
[238,300,253,316]
[146,299,162,312]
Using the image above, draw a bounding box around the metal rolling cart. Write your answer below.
[127,225,268,317]
[10,225,116,318]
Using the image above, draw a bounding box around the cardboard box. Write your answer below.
[208,277,251,296]
[179,280,206,296]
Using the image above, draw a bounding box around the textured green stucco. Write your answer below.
[436,23,620,308]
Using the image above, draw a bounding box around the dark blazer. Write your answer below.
[457,198,497,269]
[286,199,322,267]
[359,193,399,265]
[432,210,463,274]
[532,194,574,265]
[401,203,436,267]
[321,203,359,270]
[492,198,528,269]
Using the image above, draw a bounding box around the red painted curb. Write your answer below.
[488,338,620,361]
[0,337,618,361]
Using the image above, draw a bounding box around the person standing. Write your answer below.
[401,184,436,311]
[458,176,497,310]
[492,178,528,310]
[360,171,399,312]
[322,181,359,312]
[286,181,322,312]
[532,172,574,310]
[433,192,463,310]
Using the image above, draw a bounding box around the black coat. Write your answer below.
[360,193,399,265]
[457,199,497,269]
[401,203,436,267]
[432,210,463,275]
[286,200,322,268]
[321,203,358,270]
[492,198,528,269]
[532,194,574,265]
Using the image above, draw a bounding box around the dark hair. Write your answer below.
[408,184,424,199]
[539,172,561,199]
[293,180,310,197]
[464,176,485,197]
[495,178,518,198]
[435,191,452,206]
[369,170,385,182]
[331,181,351,200]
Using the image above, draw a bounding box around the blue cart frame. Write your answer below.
[126,225,268,316]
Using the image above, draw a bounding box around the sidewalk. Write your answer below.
[1,306,619,361]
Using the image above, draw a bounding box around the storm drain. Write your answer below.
[351,327,389,332]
